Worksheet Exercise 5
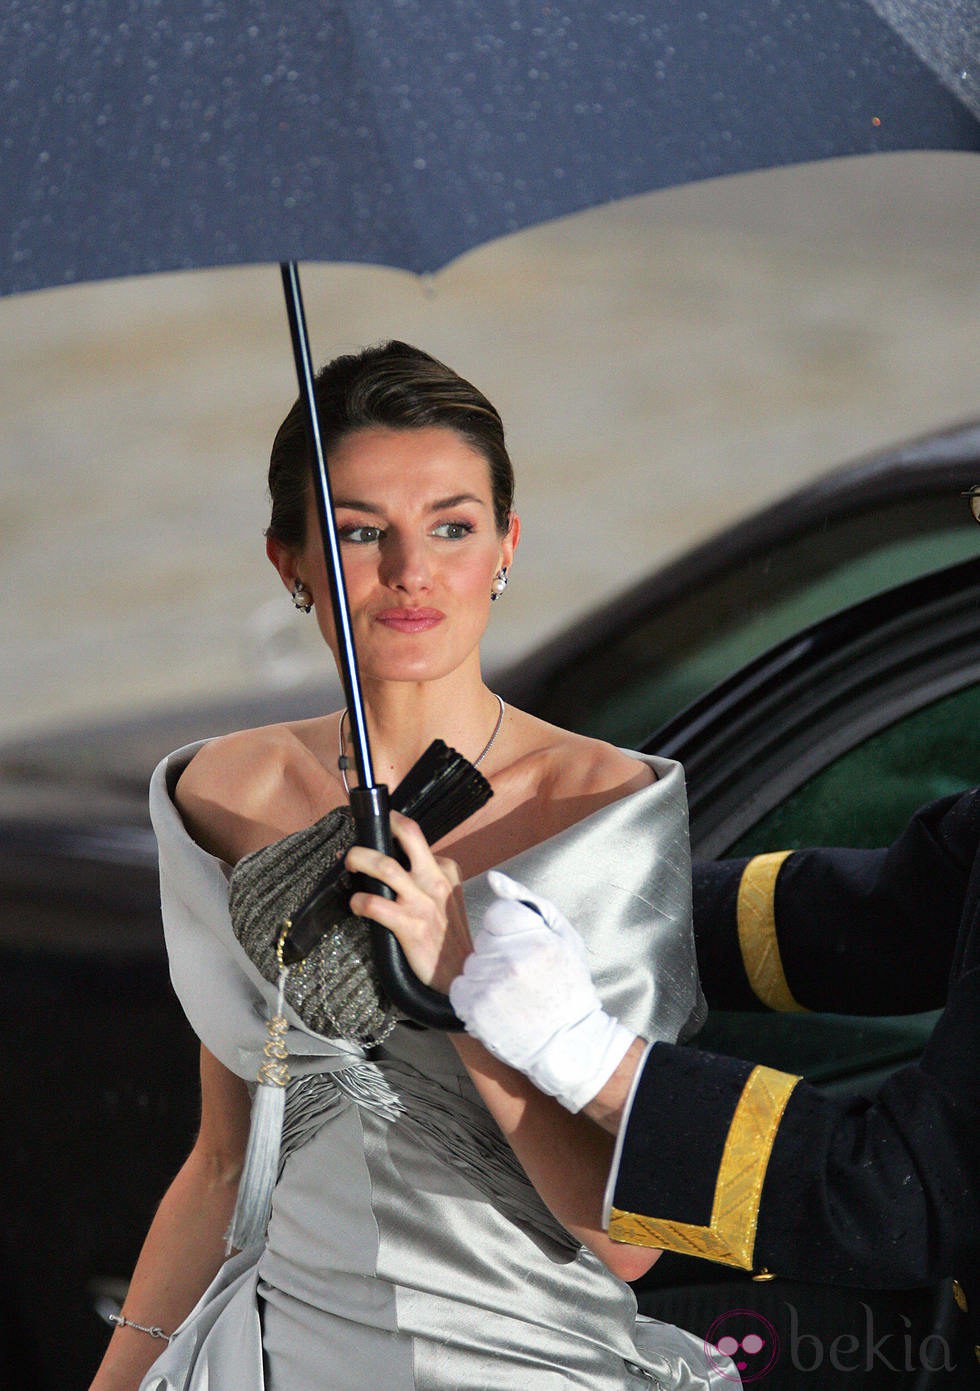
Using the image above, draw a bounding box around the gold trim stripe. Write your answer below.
[737,850,808,1012]
[609,1064,800,1269]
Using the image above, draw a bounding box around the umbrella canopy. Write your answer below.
[2,0,978,296]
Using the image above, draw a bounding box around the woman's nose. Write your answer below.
[378,534,433,594]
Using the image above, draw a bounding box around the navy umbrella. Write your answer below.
[2,0,978,295]
[2,0,977,1022]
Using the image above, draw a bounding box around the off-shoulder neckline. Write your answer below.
[157,739,671,881]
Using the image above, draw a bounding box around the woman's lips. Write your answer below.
[373,607,445,634]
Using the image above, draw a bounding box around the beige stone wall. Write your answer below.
[1,152,977,739]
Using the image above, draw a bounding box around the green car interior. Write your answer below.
[697,681,979,1095]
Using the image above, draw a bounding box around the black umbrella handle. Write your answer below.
[279,262,462,1031]
[349,785,463,1032]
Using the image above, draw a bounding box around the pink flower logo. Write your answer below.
[704,1308,780,1383]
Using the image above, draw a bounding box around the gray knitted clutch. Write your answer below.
[228,808,396,1043]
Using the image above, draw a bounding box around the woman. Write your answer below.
[91,342,724,1390]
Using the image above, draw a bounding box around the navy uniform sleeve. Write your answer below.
[607,966,980,1289]
[693,789,978,1014]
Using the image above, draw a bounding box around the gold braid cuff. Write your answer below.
[609,1063,800,1269]
[737,850,808,1012]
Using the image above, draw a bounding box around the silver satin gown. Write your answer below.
[139,744,736,1390]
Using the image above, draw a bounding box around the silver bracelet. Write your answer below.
[108,1312,173,1343]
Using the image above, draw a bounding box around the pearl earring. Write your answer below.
[292,579,313,613]
[490,567,508,601]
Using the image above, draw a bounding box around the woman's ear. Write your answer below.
[266,534,299,594]
[500,511,520,571]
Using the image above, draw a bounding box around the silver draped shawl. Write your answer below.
[139,743,733,1390]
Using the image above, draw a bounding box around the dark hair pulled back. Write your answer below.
[267,341,515,548]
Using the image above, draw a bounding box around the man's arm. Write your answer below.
[607,965,979,1288]
[694,789,978,1014]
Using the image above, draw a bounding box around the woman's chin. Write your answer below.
[356,654,463,687]
[353,634,485,687]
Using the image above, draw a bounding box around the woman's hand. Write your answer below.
[346,811,473,994]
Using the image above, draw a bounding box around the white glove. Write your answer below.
[449,871,636,1112]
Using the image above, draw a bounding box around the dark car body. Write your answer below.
[2,422,977,1388]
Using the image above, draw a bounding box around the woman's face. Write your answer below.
[275,425,518,687]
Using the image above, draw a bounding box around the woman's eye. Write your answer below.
[340,524,383,544]
[432,521,474,539]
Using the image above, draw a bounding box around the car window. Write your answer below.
[535,499,977,747]
[726,681,980,853]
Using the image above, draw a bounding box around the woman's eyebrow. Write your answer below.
[428,493,486,511]
[333,496,383,514]
[332,493,486,513]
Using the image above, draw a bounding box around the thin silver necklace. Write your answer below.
[338,694,505,798]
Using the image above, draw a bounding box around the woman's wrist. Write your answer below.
[107,1312,173,1343]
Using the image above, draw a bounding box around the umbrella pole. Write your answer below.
[279,258,395,897]
[278,262,461,1031]
[279,261,375,786]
